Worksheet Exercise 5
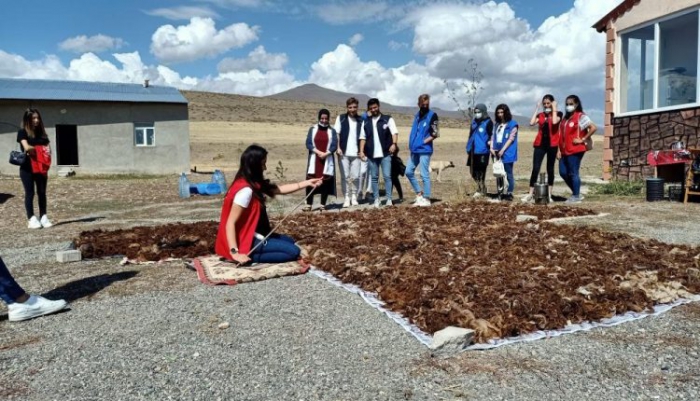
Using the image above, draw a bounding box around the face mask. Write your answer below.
[544,108,552,113]
[474,112,483,119]
[318,121,329,128]
[566,105,575,113]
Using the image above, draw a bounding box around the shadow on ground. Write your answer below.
[0,193,14,205]
[53,216,105,227]
[42,270,139,302]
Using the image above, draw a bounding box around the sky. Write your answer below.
[0,0,623,122]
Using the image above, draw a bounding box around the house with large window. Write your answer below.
[594,0,700,181]
[0,78,189,175]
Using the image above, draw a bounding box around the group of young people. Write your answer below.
[467,94,597,203]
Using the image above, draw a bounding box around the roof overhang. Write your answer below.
[593,0,641,32]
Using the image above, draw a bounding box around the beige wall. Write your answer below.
[615,0,700,32]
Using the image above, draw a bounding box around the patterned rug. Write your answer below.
[191,255,310,285]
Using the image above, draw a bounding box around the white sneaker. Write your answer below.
[412,195,424,206]
[40,215,53,228]
[342,198,351,208]
[372,199,381,208]
[521,194,534,203]
[417,197,431,207]
[28,216,42,229]
[8,295,68,321]
[350,194,359,206]
[472,192,483,199]
[385,199,393,207]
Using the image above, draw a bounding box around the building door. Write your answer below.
[56,124,79,166]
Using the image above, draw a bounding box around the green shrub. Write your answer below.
[589,180,645,196]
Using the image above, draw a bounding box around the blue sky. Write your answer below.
[0,0,622,120]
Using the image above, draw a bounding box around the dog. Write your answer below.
[429,161,455,182]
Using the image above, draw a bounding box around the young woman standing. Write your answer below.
[215,145,321,264]
[303,109,338,211]
[466,103,493,197]
[522,95,562,203]
[17,108,53,229]
[490,104,519,201]
[558,95,597,203]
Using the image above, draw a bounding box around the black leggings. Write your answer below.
[391,174,403,199]
[470,153,489,192]
[306,185,329,206]
[529,147,558,187]
[20,169,48,219]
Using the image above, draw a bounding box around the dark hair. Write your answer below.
[418,93,430,103]
[494,104,512,124]
[564,95,583,119]
[367,98,380,108]
[346,97,358,106]
[22,108,47,139]
[318,108,330,121]
[542,94,555,102]
[234,144,278,199]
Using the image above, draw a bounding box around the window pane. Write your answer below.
[135,129,145,145]
[658,11,698,107]
[146,129,155,146]
[621,26,655,112]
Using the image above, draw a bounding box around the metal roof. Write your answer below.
[0,78,188,104]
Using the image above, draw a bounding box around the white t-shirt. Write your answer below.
[233,187,253,208]
[359,115,398,158]
[333,115,359,157]
[578,114,592,130]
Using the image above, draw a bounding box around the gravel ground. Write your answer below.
[1,176,700,400]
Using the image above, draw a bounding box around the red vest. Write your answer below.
[559,112,588,156]
[215,178,261,258]
[533,113,560,148]
[30,145,51,175]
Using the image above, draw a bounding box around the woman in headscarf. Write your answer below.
[303,109,338,211]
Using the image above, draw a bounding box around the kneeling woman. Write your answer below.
[215,145,321,264]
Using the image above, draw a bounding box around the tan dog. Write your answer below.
[429,161,455,182]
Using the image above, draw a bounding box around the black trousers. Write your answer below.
[20,169,48,219]
[470,153,489,193]
[529,146,558,187]
[391,174,403,199]
[305,179,331,206]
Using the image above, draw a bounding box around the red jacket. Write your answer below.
[215,178,261,259]
[533,112,560,147]
[559,112,588,156]
[30,145,51,175]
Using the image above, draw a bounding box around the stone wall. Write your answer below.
[611,107,700,180]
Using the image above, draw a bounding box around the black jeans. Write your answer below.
[19,169,48,219]
[470,153,489,193]
[529,147,558,187]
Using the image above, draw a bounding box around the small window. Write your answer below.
[134,123,155,147]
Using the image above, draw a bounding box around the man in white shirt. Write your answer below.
[334,97,362,207]
[359,98,399,207]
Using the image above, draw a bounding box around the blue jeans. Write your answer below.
[0,257,26,305]
[405,153,432,198]
[504,162,515,194]
[368,155,392,201]
[559,152,585,196]
[250,234,301,264]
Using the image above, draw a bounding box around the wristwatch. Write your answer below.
[230,247,239,255]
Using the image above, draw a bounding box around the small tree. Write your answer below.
[273,160,288,182]
[444,58,484,123]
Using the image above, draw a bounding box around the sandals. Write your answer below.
[302,205,312,212]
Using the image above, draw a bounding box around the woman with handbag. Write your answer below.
[16,108,53,229]
[489,104,518,201]
[558,95,597,204]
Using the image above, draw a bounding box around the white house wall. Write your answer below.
[615,0,700,32]
[0,100,189,175]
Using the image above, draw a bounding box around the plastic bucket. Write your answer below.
[195,182,222,195]
[645,178,664,202]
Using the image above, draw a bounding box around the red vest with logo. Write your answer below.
[559,112,587,156]
[215,178,261,258]
[533,113,560,147]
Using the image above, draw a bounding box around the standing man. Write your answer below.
[405,94,439,207]
[359,98,399,207]
[334,97,363,207]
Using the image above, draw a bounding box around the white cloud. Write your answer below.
[150,17,259,64]
[317,2,391,25]
[349,33,364,46]
[217,45,288,72]
[388,40,408,51]
[203,0,268,8]
[144,6,219,20]
[58,34,126,53]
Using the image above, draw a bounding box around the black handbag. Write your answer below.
[9,147,26,166]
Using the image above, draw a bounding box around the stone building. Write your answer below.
[594,0,700,181]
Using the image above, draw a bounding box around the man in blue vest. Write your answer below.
[359,98,399,207]
[333,97,363,207]
[406,93,439,207]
